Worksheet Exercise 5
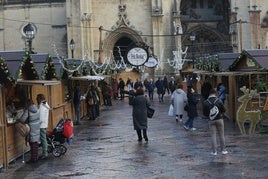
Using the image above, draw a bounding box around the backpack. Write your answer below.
[208,99,219,120]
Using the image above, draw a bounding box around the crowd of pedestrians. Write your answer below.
[73,75,228,156]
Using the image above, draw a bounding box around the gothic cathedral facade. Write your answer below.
[0,0,268,79]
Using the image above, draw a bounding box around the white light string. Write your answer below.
[51,42,84,73]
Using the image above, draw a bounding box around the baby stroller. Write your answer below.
[46,119,73,157]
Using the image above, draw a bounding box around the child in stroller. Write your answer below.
[46,119,73,157]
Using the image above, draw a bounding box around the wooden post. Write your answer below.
[1,86,8,168]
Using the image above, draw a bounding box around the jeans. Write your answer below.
[209,119,226,152]
[40,128,48,157]
[148,91,154,101]
[184,117,194,128]
[158,93,164,102]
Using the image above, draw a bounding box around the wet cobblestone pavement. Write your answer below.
[1,95,268,179]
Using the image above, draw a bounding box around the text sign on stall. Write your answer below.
[126,47,148,66]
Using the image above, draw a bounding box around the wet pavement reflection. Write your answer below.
[1,95,268,178]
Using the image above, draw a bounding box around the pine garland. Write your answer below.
[196,55,220,72]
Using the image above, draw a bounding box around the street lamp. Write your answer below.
[190,32,196,68]
[69,39,75,58]
[23,23,35,53]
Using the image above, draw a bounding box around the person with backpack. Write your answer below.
[203,89,228,156]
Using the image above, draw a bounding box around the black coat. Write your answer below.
[187,92,199,118]
[155,80,165,94]
[131,95,149,130]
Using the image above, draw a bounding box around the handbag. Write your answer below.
[168,104,174,116]
[147,106,155,118]
[184,104,189,111]
[15,122,30,137]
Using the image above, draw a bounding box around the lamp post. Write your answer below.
[23,23,35,53]
[69,39,75,58]
[190,32,196,68]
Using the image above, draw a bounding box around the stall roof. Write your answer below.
[71,75,104,81]
[0,50,25,77]
[17,80,61,86]
[229,49,268,71]
[245,49,268,69]
[217,52,240,71]
[202,71,268,76]
[30,53,49,76]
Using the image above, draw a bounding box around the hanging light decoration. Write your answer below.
[158,46,189,73]
[51,42,83,73]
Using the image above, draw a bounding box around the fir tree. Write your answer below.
[20,52,39,80]
[0,56,15,86]
[43,56,57,80]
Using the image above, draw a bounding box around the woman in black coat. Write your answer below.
[130,87,150,142]
[184,87,199,131]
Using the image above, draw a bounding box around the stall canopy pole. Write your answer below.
[2,87,9,168]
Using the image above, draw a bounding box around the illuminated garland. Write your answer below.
[52,42,84,73]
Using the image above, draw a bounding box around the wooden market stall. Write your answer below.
[1,80,71,169]
[71,75,105,119]
[16,80,68,131]
[228,49,268,126]
[197,50,268,127]
[0,51,76,168]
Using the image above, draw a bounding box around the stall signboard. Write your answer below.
[126,47,148,66]
[144,56,158,68]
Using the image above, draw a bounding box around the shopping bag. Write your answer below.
[168,104,174,116]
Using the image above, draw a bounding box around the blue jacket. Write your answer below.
[217,85,226,101]
[147,82,155,92]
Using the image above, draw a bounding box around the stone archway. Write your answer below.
[102,25,145,82]
[102,25,144,56]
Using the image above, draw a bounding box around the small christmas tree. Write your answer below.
[19,52,39,80]
[42,56,57,80]
[0,56,15,87]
